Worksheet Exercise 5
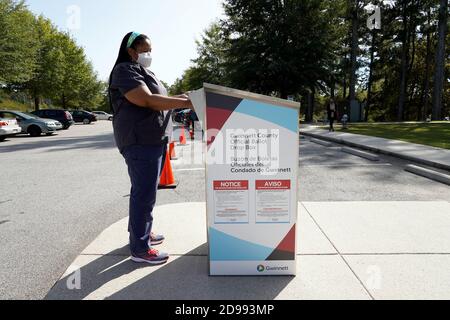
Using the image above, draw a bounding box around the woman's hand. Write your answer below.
[173,93,189,99]
[169,95,192,108]
[125,85,193,111]
[173,93,193,108]
[173,95,193,108]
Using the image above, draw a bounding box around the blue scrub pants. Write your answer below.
[121,144,167,255]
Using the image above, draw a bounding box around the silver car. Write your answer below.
[0,110,63,137]
[0,117,22,142]
[92,111,113,121]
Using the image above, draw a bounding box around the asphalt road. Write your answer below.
[0,122,449,299]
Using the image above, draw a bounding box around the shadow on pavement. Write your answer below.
[45,245,133,300]
[0,133,116,153]
[45,244,294,300]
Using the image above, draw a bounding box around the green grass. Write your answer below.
[0,99,32,113]
[331,122,450,150]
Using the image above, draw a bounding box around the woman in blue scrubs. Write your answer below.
[108,32,192,265]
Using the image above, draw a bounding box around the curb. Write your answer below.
[300,130,450,172]
[341,147,380,161]
[405,165,450,186]
[310,138,333,147]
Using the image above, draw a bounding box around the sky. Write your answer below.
[26,0,225,85]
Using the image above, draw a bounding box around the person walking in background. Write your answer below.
[328,98,337,132]
[108,32,193,265]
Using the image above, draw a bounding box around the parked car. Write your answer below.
[173,110,186,124]
[91,111,113,121]
[187,109,199,122]
[31,109,74,130]
[70,110,98,124]
[0,115,21,142]
[182,109,198,123]
[173,109,198,125]
[0,110,63,137]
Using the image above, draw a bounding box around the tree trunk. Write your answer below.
[310,86,315,122]
[343,75,347,100]
[34,96,40,111]
[381,76,388,120]
[305,92,311,122]
[397,1,409,122]
[365,30,376,122]
[406,26,416,121]
[431,0,448,121]
[408,83,417,120]
[408,30,416,74]
[331,80,335,100]
[419,9,432,121]
[349,0,359,106]
[34,88,40,111]
[305,87,316,122]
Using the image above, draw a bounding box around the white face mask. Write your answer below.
[137,52,152,68]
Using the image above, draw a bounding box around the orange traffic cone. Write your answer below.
[158,150,178,189]
[169,142,178,160]
[179,126,187,145]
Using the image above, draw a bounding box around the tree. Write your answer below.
[0,0,105,111]
[419,6,434,121]
[53,32,100,109]
[225,0,318,96]
[190,23,230,88]
[25,15,65,110]
[222,0,340,121]
[359,0,444,122]
[169,23,231,95]
[348,0,362,115]
[396,0,410,121]
[171,0,449,123]
[0,0,39,84]
[78,68,105,108]
[431,0,448,120]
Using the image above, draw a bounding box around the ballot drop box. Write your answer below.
[190,84,300,276]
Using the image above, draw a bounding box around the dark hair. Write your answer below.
[108,32,150,114]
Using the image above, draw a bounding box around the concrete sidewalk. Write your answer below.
[300,127,450,171]
[46,201,450,300]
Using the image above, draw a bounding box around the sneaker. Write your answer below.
[131,248,169,265]
[149,232,165,246]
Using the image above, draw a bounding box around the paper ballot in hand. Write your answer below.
[188,88,206,130]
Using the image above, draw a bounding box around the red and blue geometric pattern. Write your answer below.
[209,225,296,261]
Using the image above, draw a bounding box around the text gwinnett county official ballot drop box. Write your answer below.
[190,84,300,276]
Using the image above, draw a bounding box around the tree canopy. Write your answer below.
[0,0,104,111]
[171,0,449,122]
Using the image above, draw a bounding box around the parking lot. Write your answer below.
[1,121,450,299]
[0,121,129,299]
[0,120,207,299]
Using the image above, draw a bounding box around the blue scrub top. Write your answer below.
[110,62,172,153]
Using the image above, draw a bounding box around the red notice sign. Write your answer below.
[214,180,249,191]
[256,180,291,190]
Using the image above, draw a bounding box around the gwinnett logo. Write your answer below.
[257,264,290,272]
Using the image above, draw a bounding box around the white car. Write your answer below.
[91,111,113,121]
[0,117,22,142]
[0,110,62,137]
